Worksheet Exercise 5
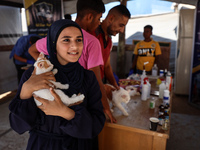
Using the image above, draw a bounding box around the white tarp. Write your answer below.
[0,6,22,45]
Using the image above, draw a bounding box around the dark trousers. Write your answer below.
[14,63,26,84]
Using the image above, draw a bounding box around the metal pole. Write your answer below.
[117,0,127,78]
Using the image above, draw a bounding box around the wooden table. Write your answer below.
[99,77,170,150]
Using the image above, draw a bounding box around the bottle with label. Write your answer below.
[140,70,147,88]
[141,79,148,101]
[159,105,165,115]
[159,81,166,99]
[159,70,164,77]
[164,104,170,114]
[158,112,165,126]
[166,71,172,91]
[152,64,158,76]
[163,90,170,105]
[164,69,167,77]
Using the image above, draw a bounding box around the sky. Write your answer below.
[72,0,174,18]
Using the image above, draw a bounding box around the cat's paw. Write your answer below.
[68,100,83,107]
[71,94,77,98]
[79,94,85,100]
[52,69,58,75]
[63,84,69,89]
[123,112,129,116]
[110,108,114,113]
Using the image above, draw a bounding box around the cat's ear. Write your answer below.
[38,52,45,59]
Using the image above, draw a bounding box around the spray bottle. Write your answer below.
[141,77,148,101]
[140,62,149,86]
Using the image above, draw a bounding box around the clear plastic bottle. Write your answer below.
[152,64,158,76]
[159,81,166,99]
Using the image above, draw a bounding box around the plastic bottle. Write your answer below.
[166,71,172,91]
[141,79,148,101]
[140,70,147,86]
[159,81,166,99]
[158,110,165,126]
[163,90,170,105]
[164,69,167,77]
[147,80,151,99]
[152,64,158,76]
[159,70,164,77]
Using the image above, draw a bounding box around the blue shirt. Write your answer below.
[9,34,40,65]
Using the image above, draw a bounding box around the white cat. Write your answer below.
[104,84,131,116]
[33,52,85,106]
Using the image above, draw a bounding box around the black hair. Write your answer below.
[109,4,131,19]
[76,0,105,18]
[64,14,72,20]
[29,36,41,44]
[144,25,153,31]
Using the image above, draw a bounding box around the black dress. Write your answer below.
[9,67,105,150]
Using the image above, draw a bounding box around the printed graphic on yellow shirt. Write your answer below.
[138,48,155,57]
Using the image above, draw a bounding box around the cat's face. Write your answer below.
[34,53,54,75]
[114,87,130,104]
[120,89,131,104]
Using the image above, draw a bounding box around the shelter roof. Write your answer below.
[0,0,197,10]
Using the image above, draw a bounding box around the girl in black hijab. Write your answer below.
[9,19,105,150]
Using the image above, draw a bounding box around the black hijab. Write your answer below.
[47,19,84,96]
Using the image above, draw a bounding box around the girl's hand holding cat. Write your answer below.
[20,68,56,99]
[35,88,75,120]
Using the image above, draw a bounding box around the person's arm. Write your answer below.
[28,43,40,60]
[9,67,53,134]
[58,71,105,139]
[29,37,48,60]
[13,54,27,63]
[20,68,56,99]
[90,66,117,123]
[34,88,75,120]
[104,56,119,90]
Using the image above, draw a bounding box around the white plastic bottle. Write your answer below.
[147,80,151,99]
[152,64,158,76]
[159,81,166,99]
[166,71,172,91]
[141,80,148,101]
[140,70,147,86]
[163,90,170,105]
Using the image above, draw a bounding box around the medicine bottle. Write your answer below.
[159,81,166,99]
[152,64,158,76]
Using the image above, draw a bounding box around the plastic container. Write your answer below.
[147,80,151,99]
[159,70,164,77]
[159,81,166,99]
[140,70,147,86]
[166,71,172,91]
[152,64,158,76]
[163,90,170,105]
[141,79,148,101]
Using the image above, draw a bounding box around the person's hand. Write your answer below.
[128,68,134,76]
[34,88,75,120]
[27,59,35,65]
[20,68,56,99]
[104,108,117,123]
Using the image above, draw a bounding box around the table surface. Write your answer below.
[109,76,170,137]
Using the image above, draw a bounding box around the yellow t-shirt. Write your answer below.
[133,40,161,71]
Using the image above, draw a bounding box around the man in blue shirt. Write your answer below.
[9,34,41,83]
